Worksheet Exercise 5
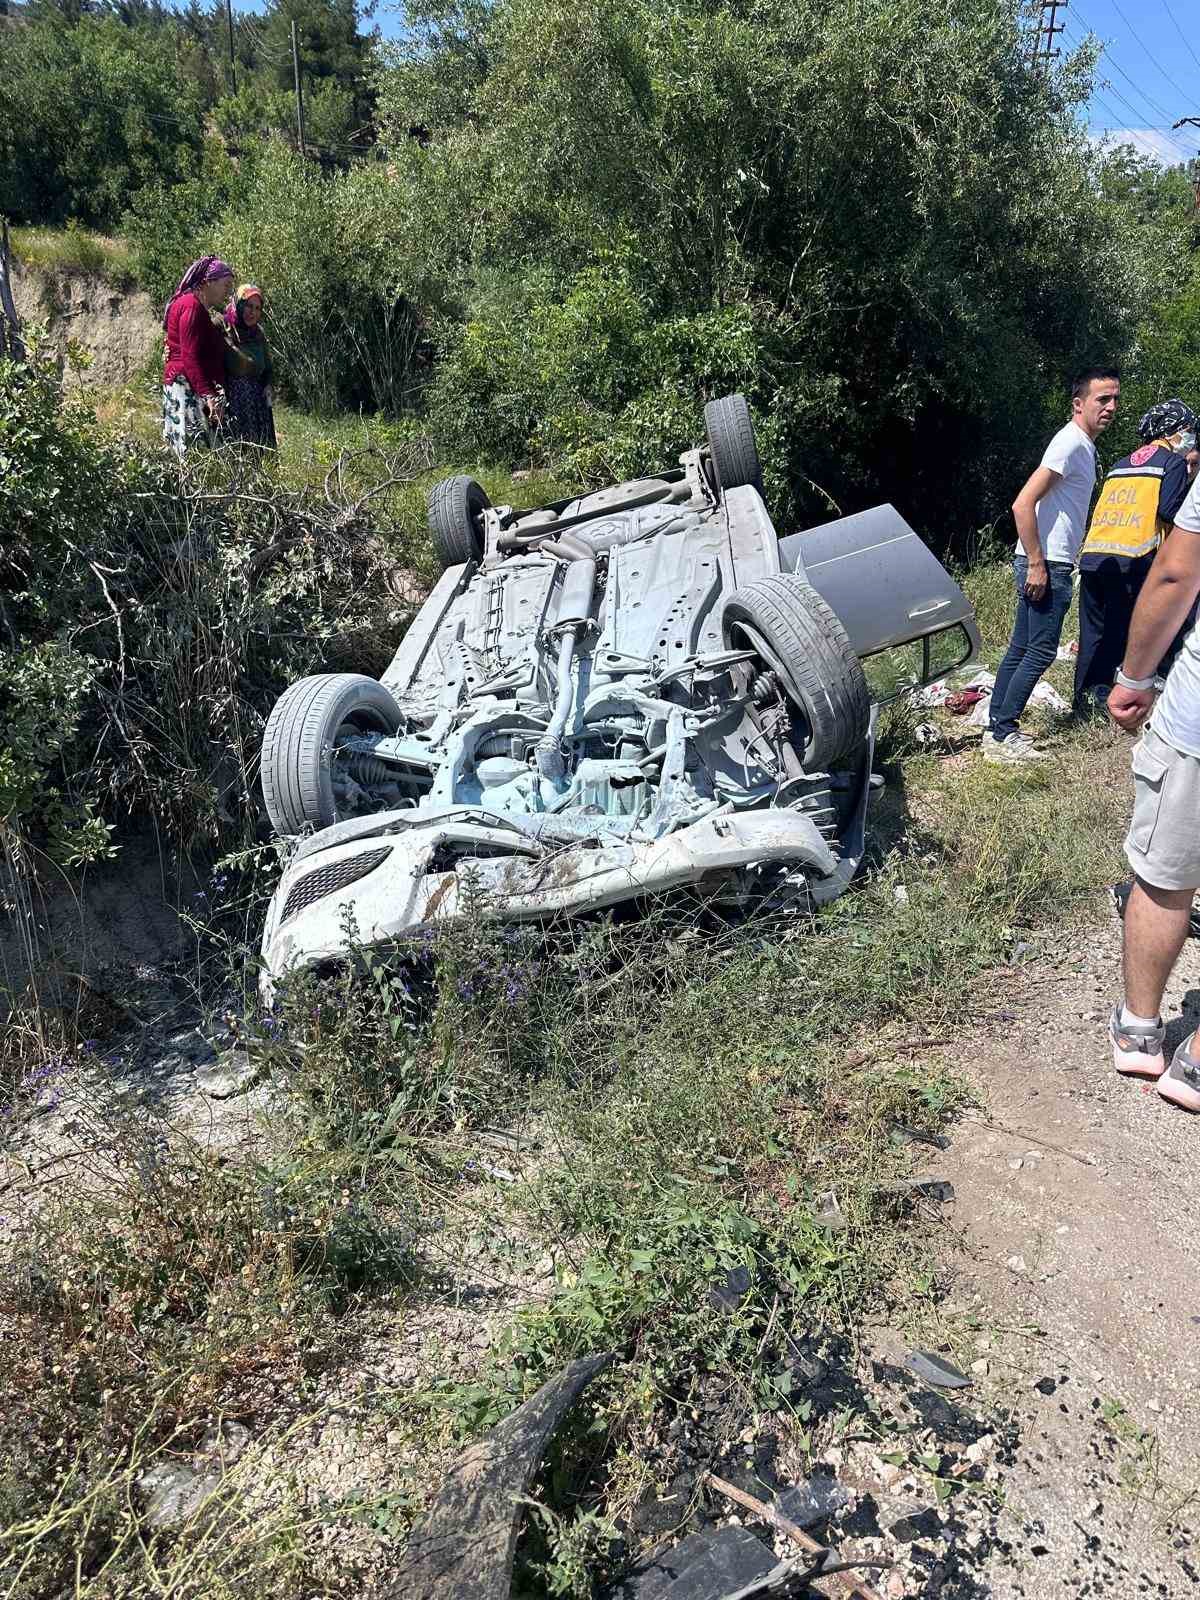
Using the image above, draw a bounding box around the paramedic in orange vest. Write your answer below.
[1074,399,1198,712]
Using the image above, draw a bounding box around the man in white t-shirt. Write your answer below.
[1107,451,1200,1110]
[983,368,1120,763]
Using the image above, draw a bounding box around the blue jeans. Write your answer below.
[989,556,1074,740]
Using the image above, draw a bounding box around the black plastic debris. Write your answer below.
[877,1176,955,1203]
[395,1351,613,1599]
[887,1507,942,1543]
[889,1122,951,1152]
[615,1524,777,1600]
[780,1334,828,1389]
[708,1265,753,1314]
[905,1350,971,1389]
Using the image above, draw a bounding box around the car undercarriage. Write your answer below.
[258,396,978,993]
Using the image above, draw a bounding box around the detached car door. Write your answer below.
[777,505,981,694]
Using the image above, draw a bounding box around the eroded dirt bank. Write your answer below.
[12,261,160,386]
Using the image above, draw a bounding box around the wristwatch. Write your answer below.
[1115,667,1157,691]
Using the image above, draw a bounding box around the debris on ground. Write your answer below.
[904,1351,972,1390]
[396,1352,613,1598]
[813,1190,848,1232]
[617,1471,889,1600]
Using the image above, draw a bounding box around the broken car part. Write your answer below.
[904,1350,972,1389]
[395,1351,612,1599]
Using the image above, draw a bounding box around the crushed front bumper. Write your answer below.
[259,805,846,999]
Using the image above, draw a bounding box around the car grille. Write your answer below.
[281,847,392,924]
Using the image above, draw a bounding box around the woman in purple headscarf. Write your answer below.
[161,255,235,458]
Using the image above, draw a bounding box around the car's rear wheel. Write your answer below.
[261,673,402,836]
[723,574,870,772]
[427,475,489,569]
[704,393,762,493]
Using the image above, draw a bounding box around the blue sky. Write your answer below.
[1060,0,1200,164]
[233,0,1200,165]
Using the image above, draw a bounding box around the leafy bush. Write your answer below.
[122,140,250,307]
[0,346,407,861]
[203,144,432,414]
[375,0,1185,541]
[430,259,841,500]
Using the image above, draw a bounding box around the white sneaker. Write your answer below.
[982,731,1046,764]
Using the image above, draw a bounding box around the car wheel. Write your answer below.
[428,474,489,569]
[723,574,870,772]
[704,393,762,494]
[261,673,402,836]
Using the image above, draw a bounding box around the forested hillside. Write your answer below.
[3,0,1198,538]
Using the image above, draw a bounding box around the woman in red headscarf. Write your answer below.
[223,284,277,451]
[161,255,236,457]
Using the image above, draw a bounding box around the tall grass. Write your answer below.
[10,226,136,289]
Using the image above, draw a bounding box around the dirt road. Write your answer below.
[939,898,1200,1597]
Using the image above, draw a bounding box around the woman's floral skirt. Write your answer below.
[161,377,214,458]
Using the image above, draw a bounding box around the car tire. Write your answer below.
[428,474,489,569]
[704,393,762,493]
[723,574,870,772]
[261,673,402,836]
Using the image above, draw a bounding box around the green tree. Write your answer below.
[373,0,1175,540]
[207,143,429,412]
[257,0,374,149]
[122,137,249,305]
[0,16,204,228]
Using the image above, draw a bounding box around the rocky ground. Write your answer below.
[4,870,1199,1597]
[930,899,1200,1598]
[706,892,1200,1600]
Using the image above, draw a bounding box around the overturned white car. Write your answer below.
[259,395,978,992]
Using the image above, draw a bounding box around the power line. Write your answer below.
[1162,0,1200,77]
[1088,89,1144,133]
[1091,45,1175,126]
[1105,0,1197,110]
[1092,119,1200,134]
[1063,15,1196,160]
[1096,76,1194,159]
[1069,5,1182,127]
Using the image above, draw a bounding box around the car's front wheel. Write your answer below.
[723,574,870,772]
[261,673,403,836]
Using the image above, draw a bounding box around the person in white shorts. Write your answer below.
[1108,447,1200,1111]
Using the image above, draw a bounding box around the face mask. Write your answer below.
[1170,430,1197,457]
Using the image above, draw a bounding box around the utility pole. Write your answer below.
[291,19,306,159]
[224,0,237,96]
[1173,121,1200,212]
[0,219,26,364]
[1032,0,1066,70]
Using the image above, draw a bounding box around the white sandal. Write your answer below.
[1158,1035,1200,1112]
[1110,1006,1166,1080]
